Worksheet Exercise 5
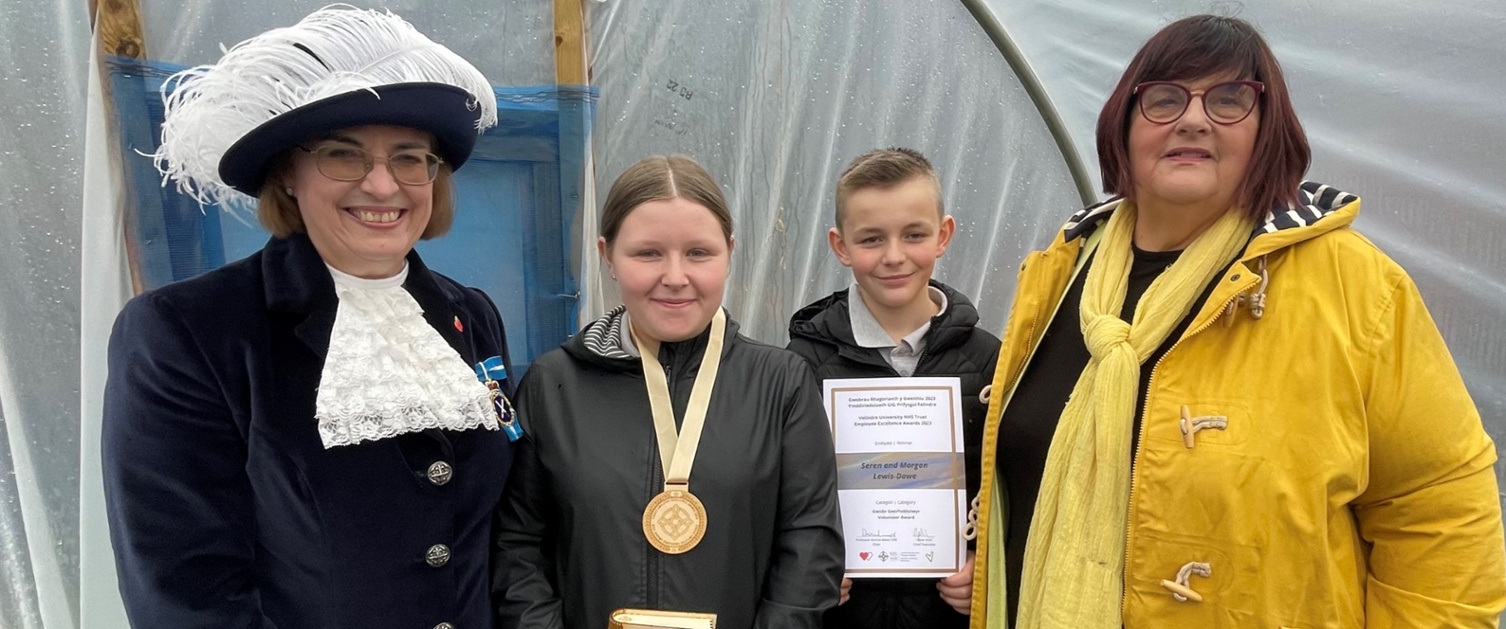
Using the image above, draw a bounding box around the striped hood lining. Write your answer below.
[578,305,635,360]
[1061,180,1359,242]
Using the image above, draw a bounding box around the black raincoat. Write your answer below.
[787,281,1000,629]
[493,308,844,629]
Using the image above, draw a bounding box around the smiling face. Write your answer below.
[1129,73,1260,215]
[829,177,954,319]
[600,197,733,344]
[284,125,434,278]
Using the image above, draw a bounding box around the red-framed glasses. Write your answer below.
[1133,80,1265,124]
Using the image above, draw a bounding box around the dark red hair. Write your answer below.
[1096,15,1311,220]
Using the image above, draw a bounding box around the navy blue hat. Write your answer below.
[218,83,485,196]
[154,6,497,206]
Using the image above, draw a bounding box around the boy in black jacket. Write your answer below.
[787,148,1000,629]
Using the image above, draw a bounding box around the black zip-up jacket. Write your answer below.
[493,307,844,629]
[786,281,1000,629]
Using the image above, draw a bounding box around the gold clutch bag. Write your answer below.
[608,608,716,629]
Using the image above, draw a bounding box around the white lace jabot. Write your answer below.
[314,263,498,448]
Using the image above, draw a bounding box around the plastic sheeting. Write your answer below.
[0,1,91,627]
[140,1,557,88]
[584,0,1084,343]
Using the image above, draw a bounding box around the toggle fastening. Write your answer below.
[1160,561,1212,603]
[1180,405,1229,449]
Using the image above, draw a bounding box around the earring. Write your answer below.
[610,272,617,280]
[284,187,295,197]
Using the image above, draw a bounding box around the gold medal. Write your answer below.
[642,484,707,554]
[632,310,726,555]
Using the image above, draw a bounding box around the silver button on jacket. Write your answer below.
[433,623,456,629]
[426,461,453,486]
[425,544,451,567]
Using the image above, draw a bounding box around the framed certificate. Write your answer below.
[823,377,967,578]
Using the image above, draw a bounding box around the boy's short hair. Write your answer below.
[833,147,944,230]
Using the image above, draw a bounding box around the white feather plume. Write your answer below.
[153,4,498,207]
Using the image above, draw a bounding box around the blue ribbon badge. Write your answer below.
[473,356,522,441]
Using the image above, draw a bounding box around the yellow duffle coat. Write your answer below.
[971,184,1506,628]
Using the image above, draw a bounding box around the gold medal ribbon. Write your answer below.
[632,308,725,488]
[631,309,726,554]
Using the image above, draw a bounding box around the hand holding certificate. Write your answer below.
[824,377,967,578]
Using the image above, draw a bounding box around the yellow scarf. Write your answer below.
[1014,203,1253,628]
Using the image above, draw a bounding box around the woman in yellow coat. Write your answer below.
[969,15,1506,628]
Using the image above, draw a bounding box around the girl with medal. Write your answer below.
[102,7,519,628]
[493,155,845,628]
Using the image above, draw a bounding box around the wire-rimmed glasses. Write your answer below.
[296,144,444,185]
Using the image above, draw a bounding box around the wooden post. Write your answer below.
[553,0,591,326]
[93,0,147,60]
[92,0,148,294]
[554,0,587,85]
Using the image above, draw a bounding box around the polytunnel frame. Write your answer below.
[960,0,1099,207]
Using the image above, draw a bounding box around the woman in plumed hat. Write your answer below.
[102,7,516,628]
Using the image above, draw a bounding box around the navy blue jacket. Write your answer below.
[103,233,515,629]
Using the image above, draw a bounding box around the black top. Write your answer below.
[786,281,1000,629]
[493,310,844,629]
[995,244,1219,622]
[787,280,1002,503]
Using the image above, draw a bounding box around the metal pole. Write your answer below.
[959,0,1098,206]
